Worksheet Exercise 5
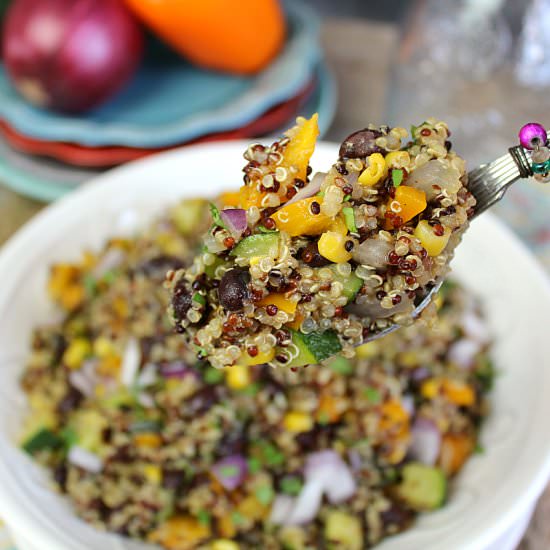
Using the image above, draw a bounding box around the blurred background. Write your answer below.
[0,1,550,548]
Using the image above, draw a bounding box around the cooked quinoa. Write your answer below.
[167,116,476,369]
[20,198,492,550]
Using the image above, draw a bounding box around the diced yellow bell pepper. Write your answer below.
[329,214,348,236]
[226,364,251,390]
[143,464,162,485]
[220,191,242,207]
[63,338,91,370]
[93,337,116,358]
[282,114,319,180]
[134,432,162,449]
[358,153,387,186]
[283,411,314,433]
[356,341,379,359]
[421,378,440,399]
[384,150,410,169]
[318,231,352,263]
[211,540,240,550]
[217,515,237,539]
[385,186,427,229]
[148,516,211,550]
[414,219,452,256]
[238,347,275,367]
[271,197,332,237]
[257,293,297,315]
[324,511,363,550]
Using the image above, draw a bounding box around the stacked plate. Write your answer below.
[0,2,336,201]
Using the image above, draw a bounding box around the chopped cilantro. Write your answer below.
[475,357,496,393]
[247,457,261,474]
[392,169,404,187]
[23,428,63,454]
[255,485,274,505]
[209,203,227,229]
[343,194,351,202]
[410,124,418,138]
[255,440,285,467]
[342,207,357,234]
[204,367,224,384]
[60,426,78,448]
[280,476,303,496]
[363,387,381,404]
[257,226,279,234]
[197,509,211,526]
[328,355,353,375]
[192,292,206,306]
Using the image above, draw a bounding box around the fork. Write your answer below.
[363,130,547,343]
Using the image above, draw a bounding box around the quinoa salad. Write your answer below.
[167,116,476,369]
[20,197,493,550]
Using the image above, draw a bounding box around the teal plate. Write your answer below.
[0,2,320,148]
[0,62,337,202]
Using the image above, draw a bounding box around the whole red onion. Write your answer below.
[3,0,143,113]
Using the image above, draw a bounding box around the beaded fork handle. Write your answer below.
[468,122,550,219]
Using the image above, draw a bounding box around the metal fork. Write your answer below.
[363,138,541,343]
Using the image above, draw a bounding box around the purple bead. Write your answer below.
[519,122,547,150]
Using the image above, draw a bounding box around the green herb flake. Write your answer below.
[231,511,245,525]
[83,274,97,296]
[197,509,211,526]
[392,169,404,188]
[209,203,227,229]
[257,226,279,234]
[60,426,78,448]
[343,194,351,202]
[410,124,418,138]
[192,292,206,306]
[256,440,285,467]
[363,387,381,404]
[255,485,274,506]
[204,367,224,384]
[342,206,357,233]
[247,457,262,474]
[23,428,63,454]
[328,355,353,375]
[280,476,303,496]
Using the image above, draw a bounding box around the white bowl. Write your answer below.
[0,142,549,550]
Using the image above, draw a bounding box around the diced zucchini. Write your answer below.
[395,462,447,510]
[287,330,342,367]
[171,199,207,235]
[230,233,279,260]
[324,510,363,550]
[328,265,363,303]
[342,206,357,233]
[23,428,63,454]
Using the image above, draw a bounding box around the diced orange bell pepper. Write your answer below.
[316,393,345,424]
[286,312,304,331]
[441,379,475,406]
[257,293,298,315]
[282,114,319,181]
[385,186,427,229]
[220,190,242,207]
[271,197,332,237]
[438,432,475,476]
[148,515,211,550]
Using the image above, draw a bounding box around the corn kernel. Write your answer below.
[358,153,387,186]
[63,338,91,369]
[144,464,162,484]
[318,231,352,263]
[384,151,410,169]
[414,220,451,257]
[134,432,162,448]
[356,341,379,359]
[226,364,251,389]
[211,540,240,550]
[94,337,116,358]
[283,411,314,433]
[238,347,275,367]
[328,214,348,236]
[421,378,441,399]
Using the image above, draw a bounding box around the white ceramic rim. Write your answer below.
[0,141,549,550]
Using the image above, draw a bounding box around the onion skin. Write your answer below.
[3,0,144,113]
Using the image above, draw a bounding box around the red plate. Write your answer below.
[0,80,315,168]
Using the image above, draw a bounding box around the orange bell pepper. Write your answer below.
[385,186,427,229]
[123,0,285,75]
[271,197,332,237]
[438,432,475,476]
[257,293,297,315]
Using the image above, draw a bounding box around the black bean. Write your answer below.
[186,386,224,416]
[57,386,84,415]
[218,269,251,311]
[381,502,415,531]
[53,462,68,490]
[171,278,193,323]
[339,128,384,158]
[137,255,184,278]
[162,469,187,491]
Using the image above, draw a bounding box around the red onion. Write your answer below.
[220,208,247,238]
[211,454,248,491]
[284,479,324,525]
[401,394,415,417]
[3,0,143,113]
[158,361,193,379]
[136,363,158,387]
[68,359,97,396]
[285,172,326,206]
[121,338,141,387]
[269,494,295,525]
[447,339,481,369]
[409,417,442,466]
[68,446,103,473]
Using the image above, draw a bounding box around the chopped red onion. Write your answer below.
[121,338,141,387]
[285,478,324,525]
[448,339,481,369]
[269,494,295,525]
[92,247,125,278]
[285,172,326,206]
[410,417,442,466]
[136,363,158,387]
[68,446,103,473]
[462,311,491,344]
[220,208,247,237]
[347,449,363,473]
[211,454,248,491]
[401,394,415,417]
[159,361,193,379]
[68,359,98,396]
[137,392,155,408]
